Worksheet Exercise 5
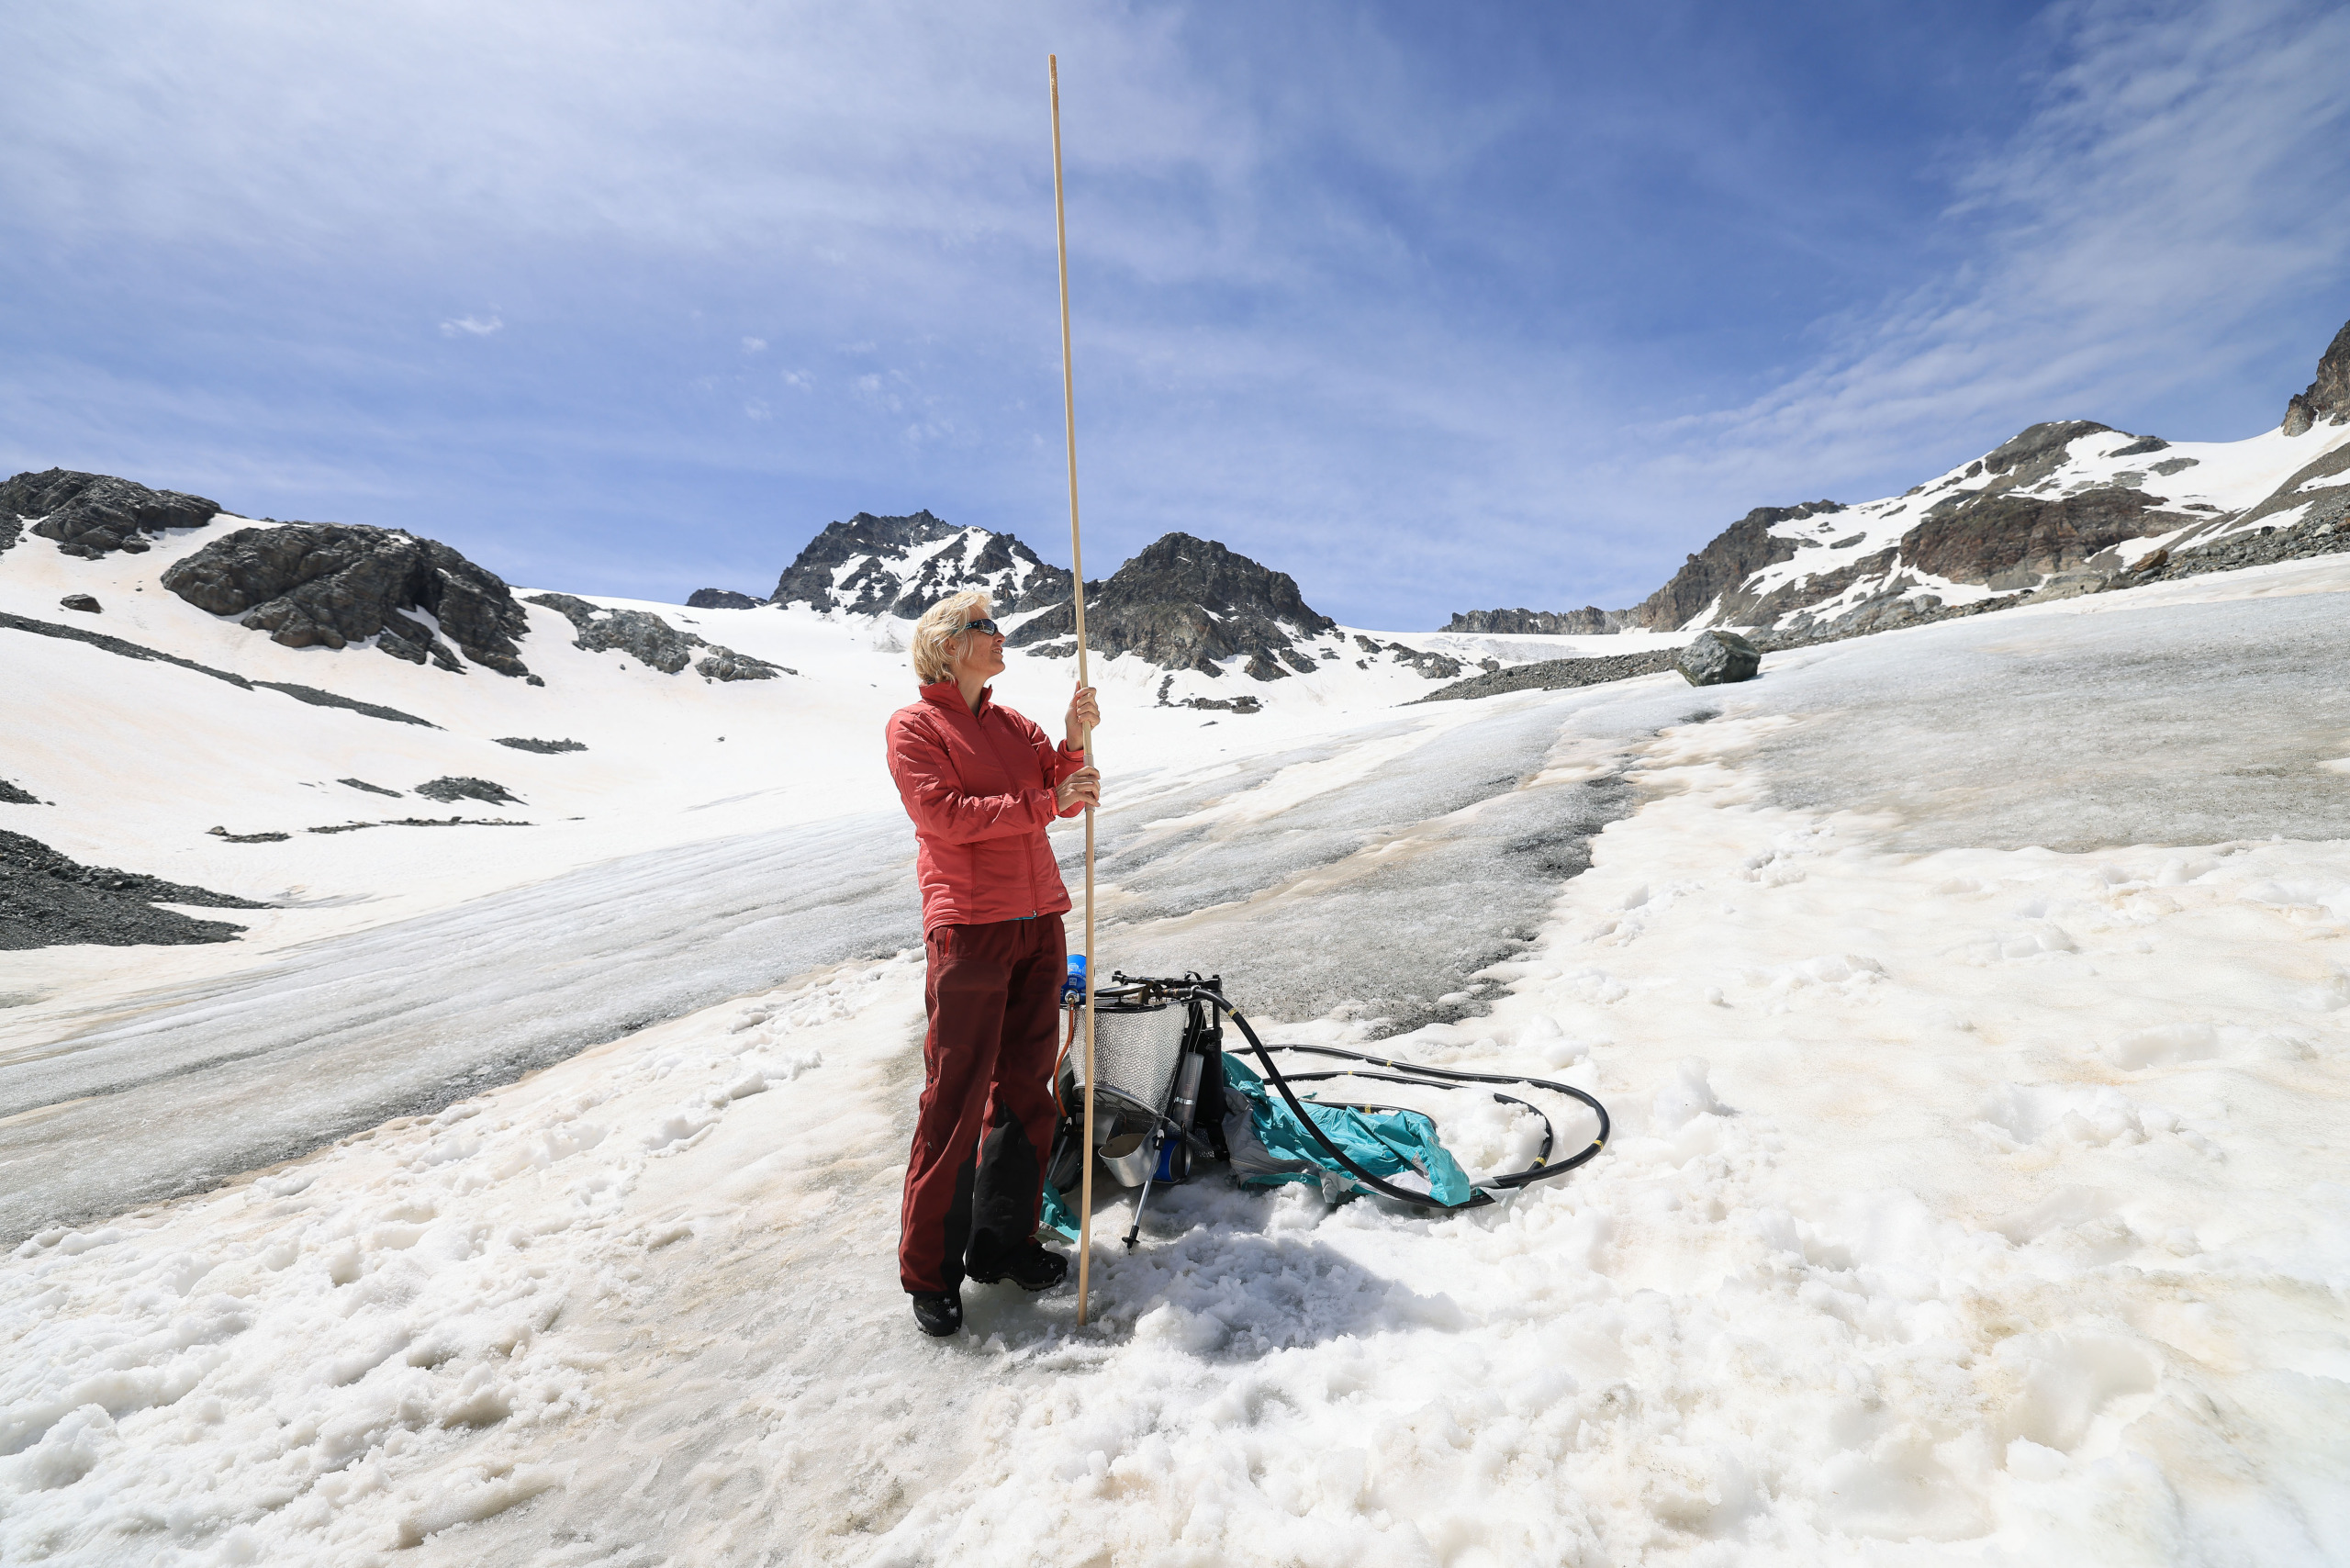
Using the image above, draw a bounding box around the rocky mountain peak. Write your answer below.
[1444,607,1634,635]
[2,468,221,559]
[768,510,1072,618]
[1632,500,1844,631]
[1007,532,1337,680]
[2283,318,2350,436]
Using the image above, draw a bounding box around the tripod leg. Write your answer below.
[1123,1127,1162,1250]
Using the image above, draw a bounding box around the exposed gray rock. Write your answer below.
[1180,695,1262,714]
[0,609,439,726]
[341,778,403,796]
[208,827,291,844]
[308,816,533,834]
[1444,607,1631,635]
[1977,421,2116,485]
[2150,456,2200,476]
[493,737,587,754]
[2109,436,2170,457]
[1,469,221,559]
[0,778,41,805]
[1008,532,1336,678]
[527,592,696,672]
[694,647,789,681]
[2121,491,2350,585]
[1897,487,2184,588]
[162,523,534,678]
[2282,318,2350,434]
[3,828,266,949]
[526,592,784,680]
[258,682,439,728]
[771,510,1072,617]
[415,777,522,806]
[1416,649,1679,704]
[1675,630,1762,687]
[1634,501,1842,630]
[59,594,100,614]
[1348,634,1462,679]
[687,588,767,609]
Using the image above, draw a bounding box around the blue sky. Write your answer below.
[5,1,2348,628]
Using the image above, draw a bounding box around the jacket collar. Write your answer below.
[918,678,993,720]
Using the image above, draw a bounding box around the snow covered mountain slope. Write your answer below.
[1447,315,2350,640]
[767,509,1073,618]
[3,554,2345,1564]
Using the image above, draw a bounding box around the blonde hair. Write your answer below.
[911,589,994,684]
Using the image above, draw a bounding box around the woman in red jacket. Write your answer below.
[885,588,1100,1337]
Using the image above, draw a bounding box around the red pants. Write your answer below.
[898,914,1066,1294]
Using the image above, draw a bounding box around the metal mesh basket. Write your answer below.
[1073,998,1189,1120]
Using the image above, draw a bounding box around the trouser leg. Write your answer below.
[969,914,1068,1265]
[898,923,1011,1294]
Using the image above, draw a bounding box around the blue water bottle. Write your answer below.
[1061,952,1089,1005]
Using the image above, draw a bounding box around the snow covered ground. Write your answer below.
[5,549,2350,1563]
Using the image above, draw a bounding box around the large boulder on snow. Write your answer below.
[1675,630,1761,687]
[3,469,221,559]
[687,588,765,609]
[162,523,536,678]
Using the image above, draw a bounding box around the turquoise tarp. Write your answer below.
[1036,1052,1478,1231]
[1221,1053,1476,1205]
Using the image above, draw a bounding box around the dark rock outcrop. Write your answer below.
[1975,421,2115,487]
[341,778,403,796]
[1444,607,1630,635]
[1634,501,1842,630]
[1,778,40,805]
[694,647,788,681]
[60,595,100,614]
[2,828,266,950]
[526,593,786,680]
[2282,319,2350,434]
[493,737,587,754]
[1008,532,1336,679]
[1,609,439,726]
[1416,649,1679,704]
[1350,633,1463,679]
[162,523,534,678]
[415,777,522,806]
[687,588,767,610]
[2,469,221,559]
[1675,630,1762,687]
[771,510,1073,618]
[1897,487,2182,588]
[527,592,697,672]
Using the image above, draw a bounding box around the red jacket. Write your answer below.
[887,680,1089,932]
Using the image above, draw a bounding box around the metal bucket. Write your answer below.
[1098,1131,1156,1187]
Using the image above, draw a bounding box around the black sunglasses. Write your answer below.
[961,618,1002,636]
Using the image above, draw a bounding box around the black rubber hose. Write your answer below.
[1275,1071,1560,1168]
[1258,1042,1610,1183]
[1219,1004,1495,1209]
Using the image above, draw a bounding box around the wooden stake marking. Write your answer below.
[1048,52,1100,1329]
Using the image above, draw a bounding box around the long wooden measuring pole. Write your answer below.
[1049,53,1100,1327]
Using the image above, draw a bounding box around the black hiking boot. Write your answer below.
[911,1291,963,1337]
[966,1238,1069,1292]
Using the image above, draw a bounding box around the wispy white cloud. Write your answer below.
[3,1,2345,623]
[1661,0,2350,499]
